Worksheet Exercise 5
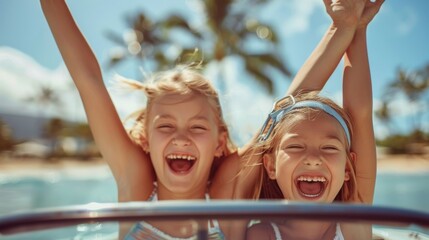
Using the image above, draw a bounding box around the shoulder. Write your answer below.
[339,222,372,240]
[209,152,241,198]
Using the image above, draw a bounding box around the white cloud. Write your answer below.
[4,46,416,145]
[0,47,151,126]
[373,96,428,138]
[387,95,425,117]
[204,59,274,145]
[0,47,82,120]
[262,0,324,37]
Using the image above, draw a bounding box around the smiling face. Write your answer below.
[264,111,350,202]
[145,93,226,197]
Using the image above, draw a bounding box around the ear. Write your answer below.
[344,152,357,181]
[214,131,227,157]
[141,137,149,153]
[263,154,276,180]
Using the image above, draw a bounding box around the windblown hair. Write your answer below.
[244,91,360,202]
[116,65,236,177]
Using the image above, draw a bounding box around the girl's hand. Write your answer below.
[357,0,385,29]
[323,0,366,29]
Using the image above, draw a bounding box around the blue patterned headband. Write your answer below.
[259,95,351,147]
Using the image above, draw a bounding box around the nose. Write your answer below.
[172,134,191,147]
[302,151,322,167]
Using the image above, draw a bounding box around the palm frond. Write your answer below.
[162,15,203,39]
[244,60,274,94]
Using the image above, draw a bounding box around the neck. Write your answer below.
[276,220,336,240]
[157,181,207,200]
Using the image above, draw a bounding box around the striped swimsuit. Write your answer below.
[124,184,225,240]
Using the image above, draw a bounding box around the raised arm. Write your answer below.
[343,0,384,204]
[230,0,368,202]
[286,0,366,95]
[40,0,154,201]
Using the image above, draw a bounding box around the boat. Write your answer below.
[0,201,427,239]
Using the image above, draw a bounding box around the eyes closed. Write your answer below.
[155,122,210,134]
[281,141,344,153]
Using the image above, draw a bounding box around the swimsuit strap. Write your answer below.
[333,223,345,240]
[205,193,220,232]
[270,222,282,240]
[204,193,225,239]
[131,188,224,240]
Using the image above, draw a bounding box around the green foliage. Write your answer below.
[40,118,97,159]
[376,63,429,154]
[43,118,64,139]
[377,130,429,154]
[105,0,291,94]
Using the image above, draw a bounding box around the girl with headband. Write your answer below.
[244,0,384,239]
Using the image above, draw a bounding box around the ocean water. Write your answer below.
[374,171,429,212]
[0,165,117,215]
[0,166,428,239]
[0,166,427,214]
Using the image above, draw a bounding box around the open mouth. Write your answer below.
[166,154,197,174]
[295,175,327,199]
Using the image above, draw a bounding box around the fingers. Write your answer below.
[374,0,385,9]
[368,0,385,9]
[366,0,384,13]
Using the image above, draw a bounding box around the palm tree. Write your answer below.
[375,100,391,129]
[23,83,65,158]
[24,83,62,117]
[201,0,291,92]
[105,12,175,78]
[389,67,428,101]
[43,117,65,159]
[387,66,429,134]
[0,119,14,152]
[105,0,291,95]
[376,64,429,155]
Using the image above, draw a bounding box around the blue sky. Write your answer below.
[1,0,428,143]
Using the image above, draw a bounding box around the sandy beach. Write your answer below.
[0,154,428,174]
[0,156,109,178]
[376,154,429,172]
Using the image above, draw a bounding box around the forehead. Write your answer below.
[278,111,347,140]
[149,93,217,121]
[152,93,197,105]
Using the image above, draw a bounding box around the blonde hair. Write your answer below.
[245,91,360,202]
[118,65,236,177]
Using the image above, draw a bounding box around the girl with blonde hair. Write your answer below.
[41,1,238,238]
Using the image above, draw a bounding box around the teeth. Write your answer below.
[166,154,196,161]
[301,192,322,198]
[297,176,326,182]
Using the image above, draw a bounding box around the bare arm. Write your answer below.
[286,25,355,95]
[343,0,384,204]
[287,0,366,95]
[40,0,154,201]
[231,0,367,200]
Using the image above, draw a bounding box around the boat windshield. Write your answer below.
[0,201,428,240]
